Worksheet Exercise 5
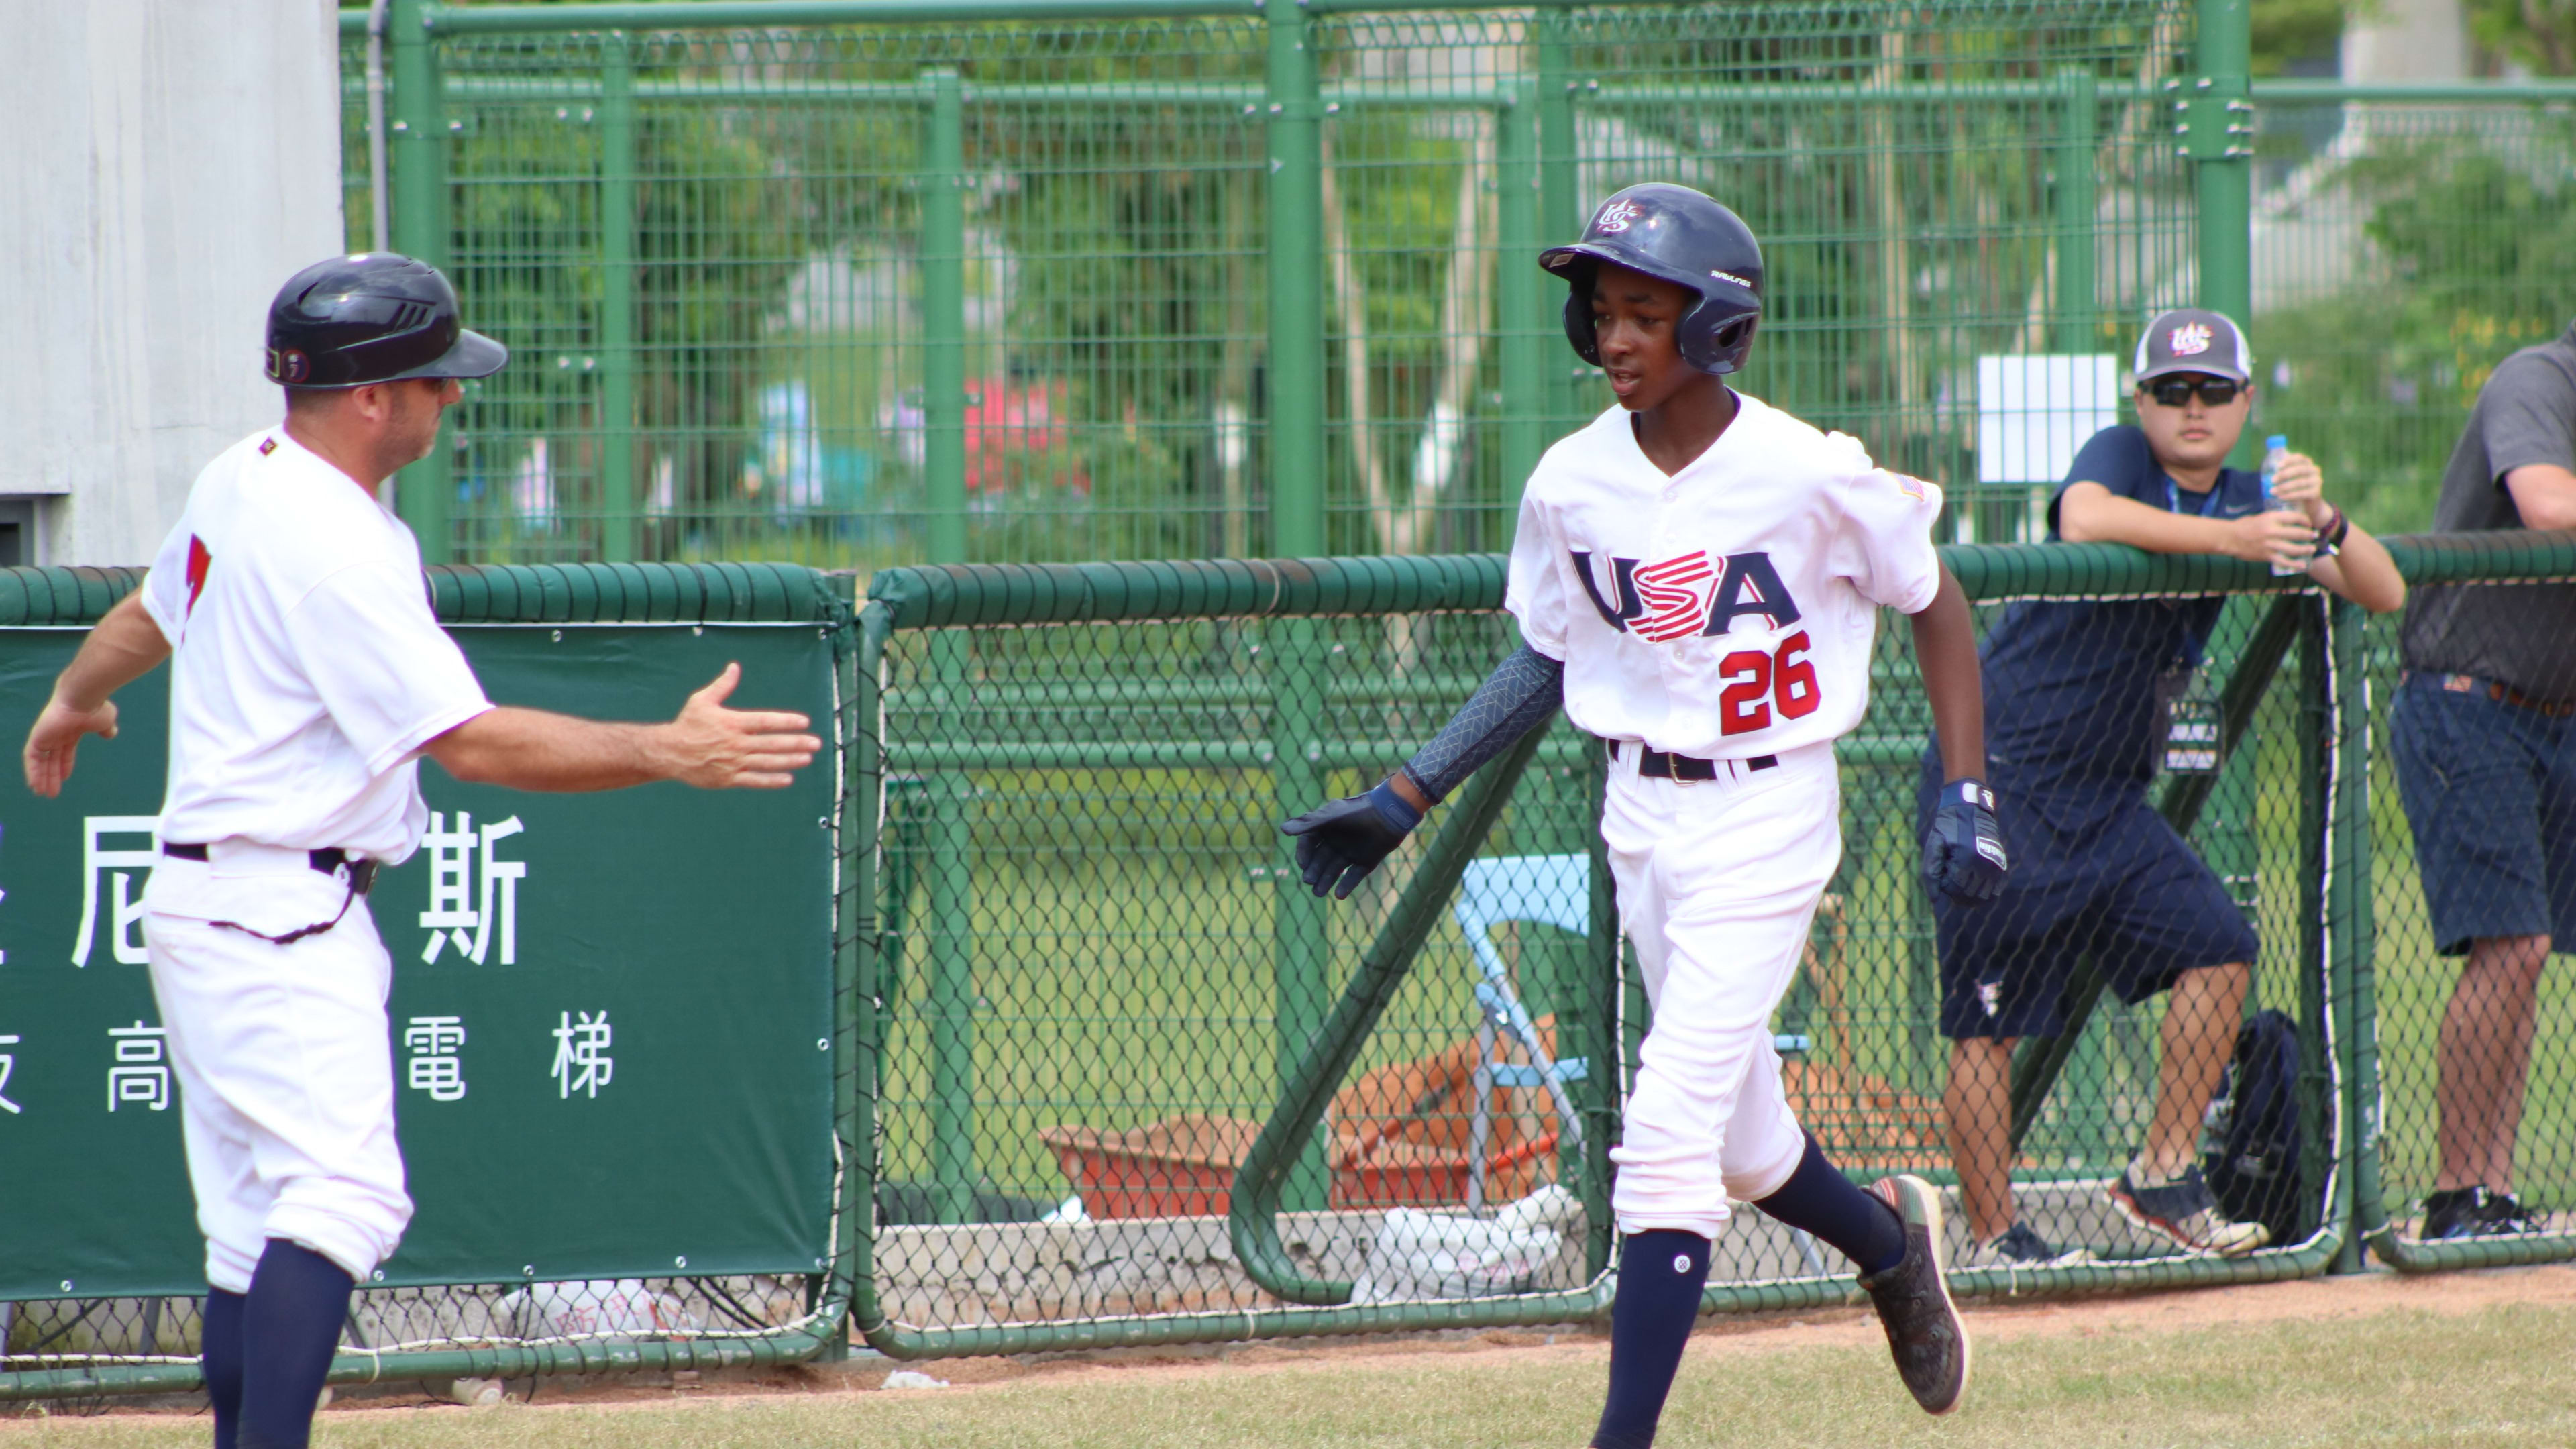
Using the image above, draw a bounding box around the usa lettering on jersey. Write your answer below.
[1570,549,1803,639]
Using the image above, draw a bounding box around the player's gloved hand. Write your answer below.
[1922,777,2009,906]
[1280,779,1424,900]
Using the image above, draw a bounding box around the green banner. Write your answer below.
[0,624,837,1299]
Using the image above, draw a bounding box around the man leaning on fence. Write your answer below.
[2389,315,2576,1242]
[1923,309,2406,1268]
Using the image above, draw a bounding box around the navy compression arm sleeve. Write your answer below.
[1399,645,1566,804]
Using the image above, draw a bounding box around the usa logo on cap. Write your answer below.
[2168,322,2213,357]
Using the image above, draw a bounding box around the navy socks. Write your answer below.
[235,1239,355,1449]
[1591,1229,1709,1449]
[202,1287,246,1449]
[1752,1133,1907,1276]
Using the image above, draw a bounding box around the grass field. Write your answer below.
[9,1272,2574,1448]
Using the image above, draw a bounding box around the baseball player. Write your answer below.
[21,254,819,1449]
[1283,184,2007,1442]
[1923,308,2404,1268]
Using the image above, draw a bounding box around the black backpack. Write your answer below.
[2202,1008,2306,1250]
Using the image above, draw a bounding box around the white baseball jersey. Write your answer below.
[1505,394,1943,759]
[138,427,492,865]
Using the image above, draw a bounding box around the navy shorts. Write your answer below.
[2389,673,2576,956]
[1919,759,2259,1040]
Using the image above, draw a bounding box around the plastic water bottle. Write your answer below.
[2260,435,2300,576]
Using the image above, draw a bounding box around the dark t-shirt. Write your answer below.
[1975,425,2265,784]
[2399,325,2576,700]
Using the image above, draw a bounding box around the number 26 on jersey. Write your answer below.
[1719,631,1821,735]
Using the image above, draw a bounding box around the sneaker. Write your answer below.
[1860,1175,1970,1416]
[2108,1163,2269,1257]
[1976,1220,2094,1269]
[2483,1191,2551,1236]
[2424,1187,2551,1240]
[2420,1187,2489,1241]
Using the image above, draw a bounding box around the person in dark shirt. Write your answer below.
[2389,317,2576,1242]
[1925,309,2405,1267]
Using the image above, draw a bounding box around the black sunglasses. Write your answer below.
[2143,376,2241,408]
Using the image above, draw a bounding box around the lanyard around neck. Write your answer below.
[2165,474,2225,517]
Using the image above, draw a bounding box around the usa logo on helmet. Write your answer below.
[1593,197,1644,234]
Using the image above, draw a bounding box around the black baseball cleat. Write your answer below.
[1860,1174,1970,1415]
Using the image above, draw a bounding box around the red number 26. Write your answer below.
[1717,630,1821,736]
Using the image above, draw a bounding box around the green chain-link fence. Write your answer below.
[338,0,2221,570]
[844,541,2359,1360]
[10,539,2574,1394]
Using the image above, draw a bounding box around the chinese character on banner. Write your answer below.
[0,1034,20,1115]
[417,811,528,965]
[107,1022,169,1112]
[402,1016,468,1102]
[74,816,161,967]
[549,1010,612,1100]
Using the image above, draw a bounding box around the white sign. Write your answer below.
[419,812,529,965]
[1976,354,2118,486]
[403,1016,469,1102]
[107,1022,169,1112]
[74,816,160,967]
[551,1010,613,1100]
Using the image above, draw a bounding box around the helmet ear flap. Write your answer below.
[1560,288,1601,366]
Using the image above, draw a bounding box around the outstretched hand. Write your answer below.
[1922,778,2008,906]
[23,695,119,798]
[661,663,821,790]
[1279,780,1424,900]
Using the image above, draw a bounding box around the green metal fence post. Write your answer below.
[1495,82,1546,500]
[922,68,977,1226]
[388,0,452,561]
[2053,66,2097,355]
[2186,0,2253,456]
[2326,597,2370,1273]
[598,33,639,563]
[1535,18,1582,430]
[1263,1,1332,1214]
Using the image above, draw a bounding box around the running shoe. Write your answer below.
[2108,1162,2269,1257]
[1861,1174,1970,1415]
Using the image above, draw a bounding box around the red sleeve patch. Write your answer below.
[185,535,212,616]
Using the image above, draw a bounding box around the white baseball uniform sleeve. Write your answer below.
[139,427,492,866]
[1504,392,1944,759]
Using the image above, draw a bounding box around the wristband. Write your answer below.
[2320,504,2350,551]
[1948,778,1995,811]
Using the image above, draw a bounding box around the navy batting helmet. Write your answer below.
[1538,184,1763,376]
[264,253,508,388]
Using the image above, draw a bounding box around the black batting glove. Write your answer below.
[1279,780,1423,900]
[1923,777,2009,906]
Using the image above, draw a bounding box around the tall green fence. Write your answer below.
[8,539,2575,1397]
[338,0,2220,570]
[333,2,2576,572]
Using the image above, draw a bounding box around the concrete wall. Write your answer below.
[0,1,344,566]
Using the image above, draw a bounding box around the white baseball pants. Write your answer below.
[144,848,411,1293]
[1603,741,1839,1239]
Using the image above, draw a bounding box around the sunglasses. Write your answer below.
[2143,376,2242,408]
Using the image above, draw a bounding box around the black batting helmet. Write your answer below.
[264,253,508,388]
[1539,184,1763,376]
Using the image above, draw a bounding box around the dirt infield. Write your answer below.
[6,1261,2571,1446]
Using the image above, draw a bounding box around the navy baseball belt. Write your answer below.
[161,842,380,896]
[1607,739,1778,781]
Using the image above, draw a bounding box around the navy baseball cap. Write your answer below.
[2132,308,2252,385]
